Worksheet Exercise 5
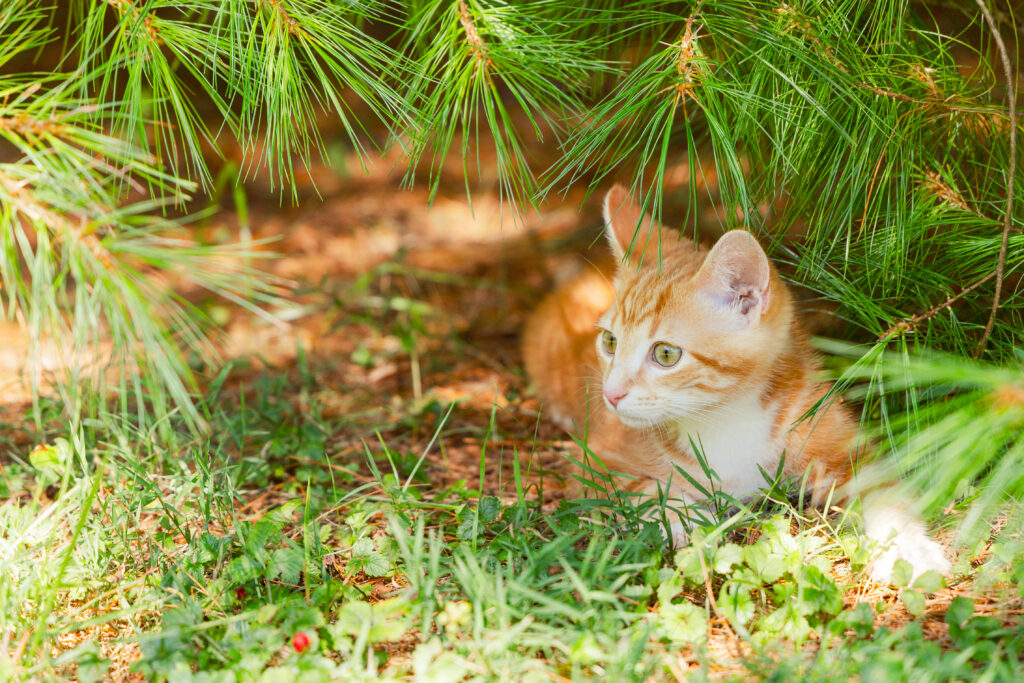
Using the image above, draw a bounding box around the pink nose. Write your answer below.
[604,387,628,408]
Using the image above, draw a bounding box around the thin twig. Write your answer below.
[672,1,708,105]
[857,81,1013,120]
[671,18,701,105]
[0,170,115,269]
[105,0,163,44]
[880,269,997,340]
[261,0,306,38]
[0,114,67,137]
[973,0,1017,357]
[459,0,492,70]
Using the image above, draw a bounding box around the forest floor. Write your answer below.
[2,133,1023,681]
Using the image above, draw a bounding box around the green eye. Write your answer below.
[600,330,617,355]
[652,343,682,367]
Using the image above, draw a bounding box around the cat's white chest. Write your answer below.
[671,391,783,497]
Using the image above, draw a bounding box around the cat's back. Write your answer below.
[522,264,615,427]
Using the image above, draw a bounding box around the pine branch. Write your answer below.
[400,0,610,215]
[972,0,1018,358]
[880,269,997,341]
[836,346,1024,534]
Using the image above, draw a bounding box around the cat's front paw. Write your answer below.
[863,502,951,584]
[866,531,951,584]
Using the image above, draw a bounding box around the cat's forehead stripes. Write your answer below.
[614,269,686,332]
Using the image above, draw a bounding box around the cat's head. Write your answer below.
[595,185,794,427]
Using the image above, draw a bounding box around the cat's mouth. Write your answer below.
[607,396,712,428]
[613,413,654,428]
[605,401,663,428]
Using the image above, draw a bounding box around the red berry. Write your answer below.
[235,587,247,600]
[292,632,310,653]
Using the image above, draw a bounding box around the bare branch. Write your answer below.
[973,0,1018,357]
[880,269,997,341]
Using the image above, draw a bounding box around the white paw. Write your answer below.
[863,504,951,584]
[867,533,951,584]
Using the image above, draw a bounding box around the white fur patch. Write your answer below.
[673,390,784,497]
[863,503,951,583]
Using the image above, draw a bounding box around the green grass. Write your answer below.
[3,355,1024,682]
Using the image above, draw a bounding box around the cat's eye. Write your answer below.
[600,330,617,355]
[651,343,682,367]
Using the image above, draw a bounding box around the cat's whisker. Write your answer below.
[580,255,615,290]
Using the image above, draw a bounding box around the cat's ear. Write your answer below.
[602,185,655,266]
[696,230,772,324]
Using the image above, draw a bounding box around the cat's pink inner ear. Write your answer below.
[602,185,652,265]
[698,230,772,319]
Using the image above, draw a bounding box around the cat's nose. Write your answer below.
[603,387,628,408]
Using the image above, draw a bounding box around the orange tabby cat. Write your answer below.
[524,185,949,582]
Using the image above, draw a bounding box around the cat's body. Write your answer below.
[524,186,949,582]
